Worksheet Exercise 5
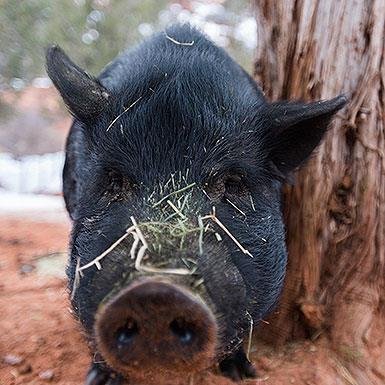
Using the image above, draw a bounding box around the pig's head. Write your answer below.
[46,25,346,384]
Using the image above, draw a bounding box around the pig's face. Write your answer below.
[47,25,346,384]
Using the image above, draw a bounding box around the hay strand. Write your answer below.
[70,256,81,301]
[167,200,187,220]
[152,182,196,207]
[246,310,254,361]
[201,208,254,258]
[226,198,246,217]
[249,195,256,211]
[78,226,135,272]
[165,32,195,46]
[106,96,142,131]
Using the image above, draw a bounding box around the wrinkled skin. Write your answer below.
[46,25,346,384]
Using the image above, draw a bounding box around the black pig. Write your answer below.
[46,24,346,385]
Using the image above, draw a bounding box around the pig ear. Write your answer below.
[46,45,110,121]
[267,95,347,176]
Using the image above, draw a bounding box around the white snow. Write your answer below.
[0,189,64,212]
[153,1,258,51]
[0,152,67,221]
[0,152,64,194]
[32,77,52,89]
[234,17,258,49]
[0,189,68,221]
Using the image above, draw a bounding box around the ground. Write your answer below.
[0,217,89,385]
[0,217,345,385]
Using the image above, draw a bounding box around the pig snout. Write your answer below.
[94,280,218,378]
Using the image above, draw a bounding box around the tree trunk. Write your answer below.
[252,1,385,384]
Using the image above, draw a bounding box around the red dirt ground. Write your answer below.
[0,217,345,385]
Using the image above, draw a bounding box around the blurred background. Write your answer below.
[0,3,258,383]
[0,0,256,221]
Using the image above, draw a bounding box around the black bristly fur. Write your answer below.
[46,24,346,382]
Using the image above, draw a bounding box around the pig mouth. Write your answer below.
[94,278,218,381]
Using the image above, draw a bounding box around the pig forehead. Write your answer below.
[112,117,262,183]
[100,30,261,108]
[95,37,268,179]
[101,112,240,181]
[109,64,254,131]
[97,81,261,177]
[101,42,261,137]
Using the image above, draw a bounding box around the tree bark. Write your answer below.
[252,1,385,384]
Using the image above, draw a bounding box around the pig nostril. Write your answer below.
[115,319,138,349]
[170,318,195,344]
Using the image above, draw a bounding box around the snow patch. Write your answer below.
[0,152,64,194]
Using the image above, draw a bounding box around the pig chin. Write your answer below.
[93,278,218,382]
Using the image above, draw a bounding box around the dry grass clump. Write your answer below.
[70,180,255,299]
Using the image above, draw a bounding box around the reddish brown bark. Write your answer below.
[252,1,385,384]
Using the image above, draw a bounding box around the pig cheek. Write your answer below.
[198,251,248,354]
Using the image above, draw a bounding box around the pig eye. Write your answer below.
[206,172,248,200]
[223,174,248,196]
[104,170,133,199]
